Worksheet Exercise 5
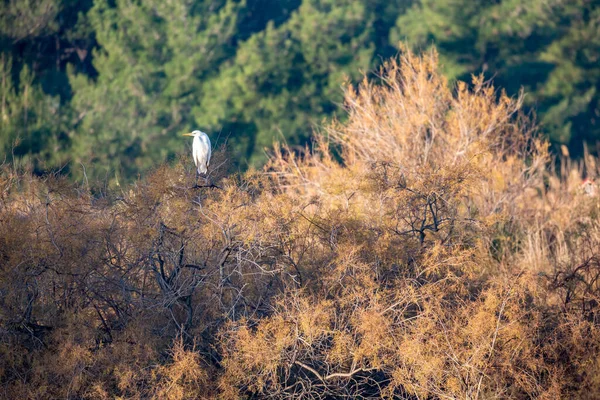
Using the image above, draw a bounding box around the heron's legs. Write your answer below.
[191,168,218,189]
[192,172,211,188]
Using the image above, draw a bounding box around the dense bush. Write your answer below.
[2,50,600,399]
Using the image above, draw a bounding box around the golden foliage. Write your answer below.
[2,49,600,399]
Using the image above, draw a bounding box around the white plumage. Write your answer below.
[183,130,211,175]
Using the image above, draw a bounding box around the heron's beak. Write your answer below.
[182,133,193,136]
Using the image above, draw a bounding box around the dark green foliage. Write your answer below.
[0,0,93,172]
[393,0,600,154]
[201,0,381,164]
[67,0,247,183]
[0,56,72,172]
[1,0,600,181]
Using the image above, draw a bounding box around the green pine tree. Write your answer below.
[68,0,246,184]
[199,0,383,165]
[0,55,71,172]
[392,0,600,153]
[0,0,94,173]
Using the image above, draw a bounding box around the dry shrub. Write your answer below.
[218,49,600,398]
[2,49,600,399]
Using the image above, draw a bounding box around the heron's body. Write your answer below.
[183,130,211,175]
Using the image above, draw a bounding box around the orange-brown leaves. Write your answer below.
[219,316,294,396]
[3,49,600,399]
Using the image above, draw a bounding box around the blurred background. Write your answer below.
[1,0,599,184]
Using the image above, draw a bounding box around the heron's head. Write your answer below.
[182,130,204,137]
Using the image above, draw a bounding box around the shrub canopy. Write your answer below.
[1,50,600,399]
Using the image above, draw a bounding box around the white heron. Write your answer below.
[182,130,211,176]
[582,178,597,197]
